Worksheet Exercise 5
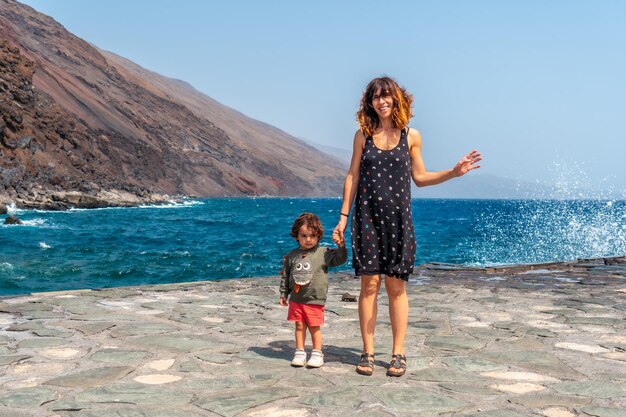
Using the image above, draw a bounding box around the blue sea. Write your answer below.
[1,198,625,296]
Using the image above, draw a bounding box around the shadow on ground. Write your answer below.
[249,340,387,367]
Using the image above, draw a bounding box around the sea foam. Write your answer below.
[0,262,13,271]
[21,219,47,226]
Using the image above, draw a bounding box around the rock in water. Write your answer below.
[4,214,22,224]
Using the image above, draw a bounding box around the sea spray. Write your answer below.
[468,199,626,266]
[546,160,625,200]
[464,162,626,265]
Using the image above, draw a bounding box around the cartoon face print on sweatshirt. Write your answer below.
[292,253,313,286]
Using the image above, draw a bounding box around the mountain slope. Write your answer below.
[100,50,345,194]
[0,0,344,209]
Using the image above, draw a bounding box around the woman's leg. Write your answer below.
[385,275,408,355]
[295,321,307,350]
[358,274,382,354]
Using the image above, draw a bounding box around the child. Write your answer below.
[279,212,347,367]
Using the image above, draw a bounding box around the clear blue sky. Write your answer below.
[18,0,626,193]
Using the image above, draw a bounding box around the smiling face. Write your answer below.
[358,76,414,137]
[371,87,394,120]
[296,225,319,250]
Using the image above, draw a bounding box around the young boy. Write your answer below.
[279,212,347,368]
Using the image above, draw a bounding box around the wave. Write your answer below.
[0,262,25,283]
[8,199,204,214]
[22,218,47,226]
[39,242,52,249]
[137,199,205,209]
[8,204,63,216]
[67,200,202,212]
[161,250,191,258]
[1,218,47,227]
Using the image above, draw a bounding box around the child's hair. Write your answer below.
[291,212,324,240]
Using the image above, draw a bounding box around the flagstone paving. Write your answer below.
[0,256,624,416]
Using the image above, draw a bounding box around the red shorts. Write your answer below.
[287,301,325,326]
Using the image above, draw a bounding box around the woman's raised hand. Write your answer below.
[453,150,482,177]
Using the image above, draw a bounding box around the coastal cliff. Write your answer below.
[0,0,345,210]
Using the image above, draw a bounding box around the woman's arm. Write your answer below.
[408,128,481,187]
[333,130,365,240]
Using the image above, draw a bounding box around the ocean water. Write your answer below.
[1,198,625,296]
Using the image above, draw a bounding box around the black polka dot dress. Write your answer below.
[351,128,415,280]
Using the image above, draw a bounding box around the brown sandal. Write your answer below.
[356,353,375,376]
[386,354,406,377]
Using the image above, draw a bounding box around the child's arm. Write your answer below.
[279,255,290,305]
[324,242,348,267]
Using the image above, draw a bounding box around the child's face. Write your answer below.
[296,225,319,250]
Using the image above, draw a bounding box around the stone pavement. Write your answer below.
[0,257,625,417]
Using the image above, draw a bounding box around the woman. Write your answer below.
[333,76,481,377]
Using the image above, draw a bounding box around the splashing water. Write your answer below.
[544,160,625,200]
[467,199,625,266]
[462,162,626,265]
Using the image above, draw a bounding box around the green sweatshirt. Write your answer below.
[280,244,348,306]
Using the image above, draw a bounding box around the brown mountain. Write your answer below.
[0,0,345,210]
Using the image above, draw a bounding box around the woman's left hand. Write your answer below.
[333,217,348,242]
[453,150,482,177]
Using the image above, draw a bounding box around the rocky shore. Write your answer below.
[0,190,175,213]
[0,257,624,417]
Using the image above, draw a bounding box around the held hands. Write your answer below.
[279,296,288,306]
[333,217,348,246]
[453,150,482,177]
[332,225,346,247]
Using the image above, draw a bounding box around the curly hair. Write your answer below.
[357,76,414,138]
[290,212,324,240]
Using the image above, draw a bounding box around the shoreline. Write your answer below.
[1,255,624,300]
[4,195,625,214]
[1,255,625,300]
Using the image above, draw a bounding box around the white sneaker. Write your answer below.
[291,349,307,367]
[306,350,324,368]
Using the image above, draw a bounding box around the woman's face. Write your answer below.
[371,87,394,119]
